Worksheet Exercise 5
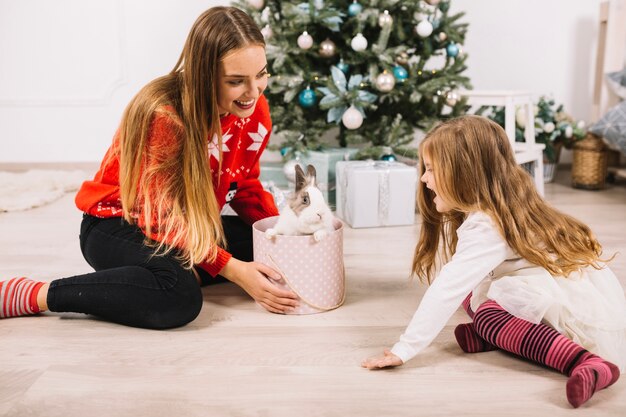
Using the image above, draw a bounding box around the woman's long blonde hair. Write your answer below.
[413,115,608,283]
[118,7,265,268]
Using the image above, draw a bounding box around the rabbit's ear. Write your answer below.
[306,164,317,185]
[295,164,306,192]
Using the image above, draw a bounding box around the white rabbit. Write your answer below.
[265,164,335,242]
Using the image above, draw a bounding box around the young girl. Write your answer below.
[0,6,299,327]
[362,115,625,408]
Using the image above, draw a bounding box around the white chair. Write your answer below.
[460,90,546,196]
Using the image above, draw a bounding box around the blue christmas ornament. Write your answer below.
[298,87,317,108]
[446,42,459,58]
[380,147,397,161]
[348,1,363,17]
[431,19,441,30]
[392,65,409,81]
[337,59,350,74]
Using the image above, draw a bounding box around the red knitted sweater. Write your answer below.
[75,94,278,276]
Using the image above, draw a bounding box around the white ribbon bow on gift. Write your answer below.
[341,160,398,227]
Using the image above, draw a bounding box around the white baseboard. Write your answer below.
[0,162,99,173]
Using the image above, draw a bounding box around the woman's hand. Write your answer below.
[220,258,299,314]
[361,349,403,369]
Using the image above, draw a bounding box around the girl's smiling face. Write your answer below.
[216,45,269,118]
[421,152,452,213]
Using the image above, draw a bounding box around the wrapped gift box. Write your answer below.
[335,160,418,228]
[259,161,289,188]
[298,148,358,208]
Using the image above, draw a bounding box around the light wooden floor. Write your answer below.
[1,168,625,417]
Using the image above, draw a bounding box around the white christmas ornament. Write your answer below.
[416,20,433,38]
[375,72,395,92]
[261,7,271,23]
[565,125,573,138]
[342,106,364,129]
[350,33,368,52]
[297,31,314,49]
[283,159,302,184]
[261,25,273,39]
[543,122,555,134]
[247,0,265,10]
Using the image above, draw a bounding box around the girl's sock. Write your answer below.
[0,277,44,318]
[473,300,620,408]
[454,323,497,353]
[566,353,620,408]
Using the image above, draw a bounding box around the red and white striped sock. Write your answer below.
[0,277,44,318]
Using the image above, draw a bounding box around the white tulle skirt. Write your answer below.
[484,265,626,371]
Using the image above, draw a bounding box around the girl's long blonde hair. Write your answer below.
[413,115,608,283]
[118,7,265,268]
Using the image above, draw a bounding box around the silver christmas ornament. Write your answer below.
[396,52,409,66]
[319,39,337,58]
[446,91,459,106]
[297,31,314,49]
[378,10,393,27]
[438,32,448,42]
[375,71,396,92]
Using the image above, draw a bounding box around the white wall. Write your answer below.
[0,0,223,163]
[0,0,613,162]
[452,0,604,120]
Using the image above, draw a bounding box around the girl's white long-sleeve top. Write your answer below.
[390,211,523,363]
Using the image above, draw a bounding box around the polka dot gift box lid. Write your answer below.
[252,216,345,314]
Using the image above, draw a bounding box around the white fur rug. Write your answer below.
[0,169,87,212]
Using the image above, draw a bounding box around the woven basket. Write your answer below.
[571,133,608,190]
[607,149,621,168]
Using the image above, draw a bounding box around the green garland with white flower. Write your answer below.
[235,0,471,160]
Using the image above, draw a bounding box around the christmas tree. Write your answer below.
[236,0,471,159]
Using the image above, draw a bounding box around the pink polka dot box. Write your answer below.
[252,216,345,314]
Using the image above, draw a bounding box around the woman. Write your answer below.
[0,6,299,328]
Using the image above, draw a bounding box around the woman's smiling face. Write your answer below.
[216,45,268,118]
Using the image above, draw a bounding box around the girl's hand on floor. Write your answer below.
[221,258,299,314]
[361,349,403,369]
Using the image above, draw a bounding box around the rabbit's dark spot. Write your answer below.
[290,190,309,215]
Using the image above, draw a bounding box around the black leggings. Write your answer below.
[47,215,253,329]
